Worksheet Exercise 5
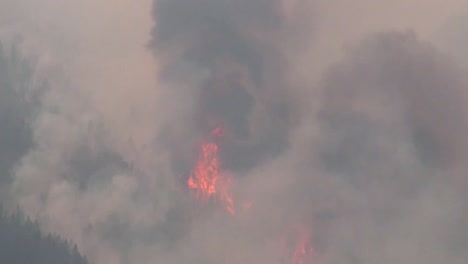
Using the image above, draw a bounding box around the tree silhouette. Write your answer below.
[0,206,89,264]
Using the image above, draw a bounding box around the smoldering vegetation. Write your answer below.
[0,1,467,264]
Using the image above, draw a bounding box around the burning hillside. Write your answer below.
[186,125,319,263]
[150,0,321,263]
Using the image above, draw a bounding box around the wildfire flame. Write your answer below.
[291,233,315,264]
[282,226,316,264]
[187,127,318,263]
[187,126,235,215]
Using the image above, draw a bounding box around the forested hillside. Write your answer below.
[0,207,88,264]
[0,41,89,263]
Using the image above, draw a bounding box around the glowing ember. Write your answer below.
[242,201,253,210]
[187,127,235,215]
[291,232,315,264]
[282,226,316,264]
[211,126,224,137]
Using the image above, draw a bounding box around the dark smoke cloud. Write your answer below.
[320,31,468,172]
[150,0,308,176]
[308,31,468,263]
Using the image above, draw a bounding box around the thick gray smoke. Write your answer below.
[1,0,467,264]
[313,31,468,263]
[0,42,35,186]
[150,0,314,176]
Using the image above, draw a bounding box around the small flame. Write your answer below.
[282,226,316,264]
[187,126,235,215]
[291,232,315,264]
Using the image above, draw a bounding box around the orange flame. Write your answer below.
[187,126,235,215]
[187,127,319,263]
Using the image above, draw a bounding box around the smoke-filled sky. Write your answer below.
[0,0,467,264]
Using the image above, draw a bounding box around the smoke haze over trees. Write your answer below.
[0,206,88,264]
[0,0,467,264]
[0,39,89,263]
[0,40,40,187]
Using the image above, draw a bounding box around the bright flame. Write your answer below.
[187,127,319,263]
[187,127,235,215]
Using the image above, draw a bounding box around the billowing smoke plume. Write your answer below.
[313,31,468,263]
[0,42,34,185]
[150,0,314,176]
[1,0,467,264]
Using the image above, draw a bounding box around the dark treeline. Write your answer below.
[0,206,89,264]
[0,41,89,263]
